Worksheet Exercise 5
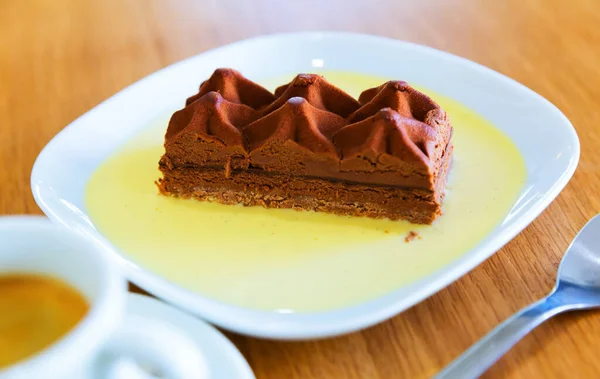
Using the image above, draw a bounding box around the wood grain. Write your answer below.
[2,0,600,377]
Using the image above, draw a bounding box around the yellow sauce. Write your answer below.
[85,72,526,312]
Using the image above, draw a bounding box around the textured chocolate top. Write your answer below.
[185,68,275,109]
[163,68,453,190]
[269,74,360,117]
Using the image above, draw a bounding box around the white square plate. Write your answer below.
[31,32,579,339]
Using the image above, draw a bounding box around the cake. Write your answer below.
[157,68,453,224]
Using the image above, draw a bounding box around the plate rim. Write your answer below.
[31,31,580,339]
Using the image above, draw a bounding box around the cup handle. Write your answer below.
[93,315,208,379]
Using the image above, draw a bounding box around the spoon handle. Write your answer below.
[434,293,570,379]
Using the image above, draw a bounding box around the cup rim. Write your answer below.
[0,215,127,378]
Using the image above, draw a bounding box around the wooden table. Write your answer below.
[2,0,599,377]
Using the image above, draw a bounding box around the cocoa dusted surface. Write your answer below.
[185,68,276,109]
[158,68,454,224]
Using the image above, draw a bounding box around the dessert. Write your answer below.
[157,68,453,224]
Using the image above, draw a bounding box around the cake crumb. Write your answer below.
[405,231,421,243]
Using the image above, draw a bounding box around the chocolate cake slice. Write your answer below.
[157,68,453,224]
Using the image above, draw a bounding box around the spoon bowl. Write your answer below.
[557,214,600,288]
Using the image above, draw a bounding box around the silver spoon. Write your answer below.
[435,213,600,379]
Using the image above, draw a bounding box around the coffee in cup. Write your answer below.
[0,273,89,368]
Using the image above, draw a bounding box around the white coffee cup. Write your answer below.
[0,216,208,379]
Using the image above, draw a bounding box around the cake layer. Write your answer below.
[160,134,453,189]
[158,144,453,224]
[158,169,440,224]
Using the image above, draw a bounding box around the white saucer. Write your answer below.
[125,293,254,379]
